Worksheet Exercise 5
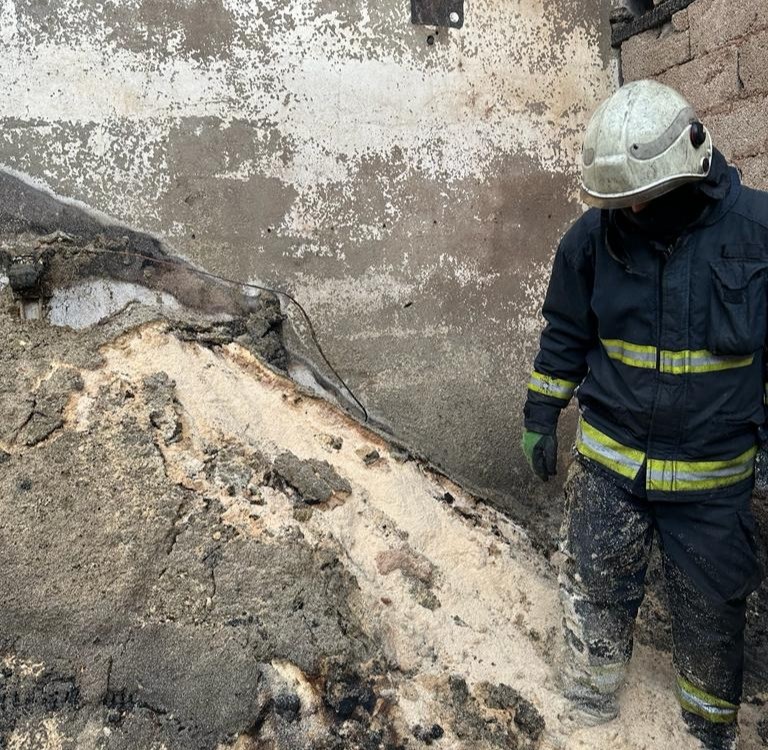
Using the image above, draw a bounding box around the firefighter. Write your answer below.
[522,80,766,750]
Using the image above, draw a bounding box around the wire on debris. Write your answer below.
[62,246,370,423]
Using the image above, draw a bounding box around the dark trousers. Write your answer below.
[558,458,763,720]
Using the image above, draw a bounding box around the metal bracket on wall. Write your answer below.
[411,0,464,29]
[611,0,695,47]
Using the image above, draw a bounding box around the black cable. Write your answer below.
[59,245,370,423]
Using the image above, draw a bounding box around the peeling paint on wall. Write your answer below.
[0,0,612,221]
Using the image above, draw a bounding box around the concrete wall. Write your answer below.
[621,0,768,190]
[0,0,616,519]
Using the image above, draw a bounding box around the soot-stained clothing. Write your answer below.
[525,152,768,500]
[526,152,767,735]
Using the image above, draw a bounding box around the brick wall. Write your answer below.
[620,0,768,190]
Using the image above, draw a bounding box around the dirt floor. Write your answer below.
[0,275,766,748]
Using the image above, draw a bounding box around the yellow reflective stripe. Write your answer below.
[576,419,756,492]
[601,338,656,369]
[659,349,753,374]
[675,676,738,724]
[575,419,644,480]
[601,338,754,374]
[528,370,578,401]
[647,447,757,492]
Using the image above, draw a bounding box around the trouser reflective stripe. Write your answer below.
[575,420,644,480]
[647,447,756,492]
[676,676,739,724]
[601,338,754,374]
[527,370,578,401]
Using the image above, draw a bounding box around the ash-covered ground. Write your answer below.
[0,248,766,749]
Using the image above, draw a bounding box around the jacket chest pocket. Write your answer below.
[707,260,768,355]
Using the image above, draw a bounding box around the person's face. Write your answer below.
[630,202,650,213]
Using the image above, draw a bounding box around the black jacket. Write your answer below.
[524,160,768,499]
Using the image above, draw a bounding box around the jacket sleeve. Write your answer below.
[524,232,597,434]
[763,344,768,432]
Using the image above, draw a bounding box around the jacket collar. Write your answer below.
[697,161,741,227]
[606,149,741,245]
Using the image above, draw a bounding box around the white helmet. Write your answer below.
[581,80,713,209]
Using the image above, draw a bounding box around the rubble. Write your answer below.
[270,452,352,505]
[0,277,765,749]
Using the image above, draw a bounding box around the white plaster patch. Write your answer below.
[521,258,553,305]
[348,224,385,242]
[285,243,346,261]
[0,0,17,46]
[285,268,415,318]
[0,45,229,122]
[346,323,459,342]
[286,357,342,405]
[47,279,180,329]
[431,253,501,289]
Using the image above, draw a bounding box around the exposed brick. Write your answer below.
[739,28,768,95]
[622,24,691,80]
[689,0,765,56]
[656,46,739,113]
[671,10,689,32]
[705,96,768,161]
[738,153,768,191]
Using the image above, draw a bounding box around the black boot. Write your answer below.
[682,711,737,750]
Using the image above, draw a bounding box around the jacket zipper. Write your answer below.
[656,243,674,370]
[646,241,678,478]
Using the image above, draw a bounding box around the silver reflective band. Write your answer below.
[647,447,756,492]
[577,419,756,492]
[649,464,752,482]
[576,420,644,480]
[675,678,738,724]
[602,338,754,374]
[602,339,656,368]
[658,349,753,374]
[528,371,578,401]
[578,430,642,473]
[678,688,736,717]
